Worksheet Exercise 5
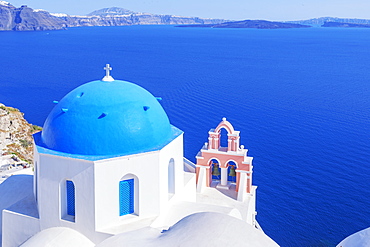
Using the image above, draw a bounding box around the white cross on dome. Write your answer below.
[102,64,114,82]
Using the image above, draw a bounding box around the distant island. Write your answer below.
[287,17,370,26]
[177,20,310,29]
[322,21,370,28]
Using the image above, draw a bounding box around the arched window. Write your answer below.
[168,158,175,195]
[66,180,75,216]
[219,128,229,148]
[119,179,135,216]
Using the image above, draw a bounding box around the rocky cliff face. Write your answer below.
[288,17,370,26]
[0,104,41,163]
[87,7,136,17]
[57,15,131,27]
[0,1,67,31]
[0,1,13,29]
[0,2,227,31]
[322,21,370,28]
[59,13,226,27]
[73,7,227,26]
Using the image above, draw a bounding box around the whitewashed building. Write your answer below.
[0,65,278,247]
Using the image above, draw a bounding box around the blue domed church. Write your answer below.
[0,65,270,247]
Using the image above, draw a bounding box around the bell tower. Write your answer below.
[195,118,254,202]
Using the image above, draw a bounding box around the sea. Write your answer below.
[0,25,369,246]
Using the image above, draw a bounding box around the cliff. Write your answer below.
[0,1,67,31]
[322,21,370,28]
[177,20,310,29]
[0,2,227,31]
[87,7,136,17]
[288,17,370,26]
[0,104,41,163]
[57,7,227,27]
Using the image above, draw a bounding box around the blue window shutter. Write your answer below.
[119,179,134,216]
[66,180,75,216]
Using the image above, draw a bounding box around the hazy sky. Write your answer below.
[7,0,370,21]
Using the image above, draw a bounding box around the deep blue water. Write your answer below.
[1,26,369,246]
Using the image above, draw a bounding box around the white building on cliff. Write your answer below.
[0,65,278,247]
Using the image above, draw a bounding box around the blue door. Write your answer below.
[119,179,134,216]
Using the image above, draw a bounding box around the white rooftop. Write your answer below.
[97,212,278,247]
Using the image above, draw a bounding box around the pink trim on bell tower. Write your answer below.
[195,118,254,201]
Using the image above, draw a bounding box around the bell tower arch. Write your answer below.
[195,118,254,202]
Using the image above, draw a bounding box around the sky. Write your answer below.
[7,0,370,21]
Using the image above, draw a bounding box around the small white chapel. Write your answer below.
[0,65,279,247]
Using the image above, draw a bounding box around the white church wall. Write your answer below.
[37,153,92,227]
[180,172,197,202]
[93,151,161,231]
[35,152,111,244]
[158,134,185,213]
[33,145,39,202]
[2,209,40,247]
[158,134,196,205]
[246,186,257,226]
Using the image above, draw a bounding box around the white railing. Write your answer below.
[183,157,196,173]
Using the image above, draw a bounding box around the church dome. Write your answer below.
[40,75,172,156]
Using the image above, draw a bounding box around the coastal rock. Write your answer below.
[0,104,41,164]
[0,1,14,30]
[0,2,67,31]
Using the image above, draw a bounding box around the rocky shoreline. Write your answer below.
[0,103,41,166]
